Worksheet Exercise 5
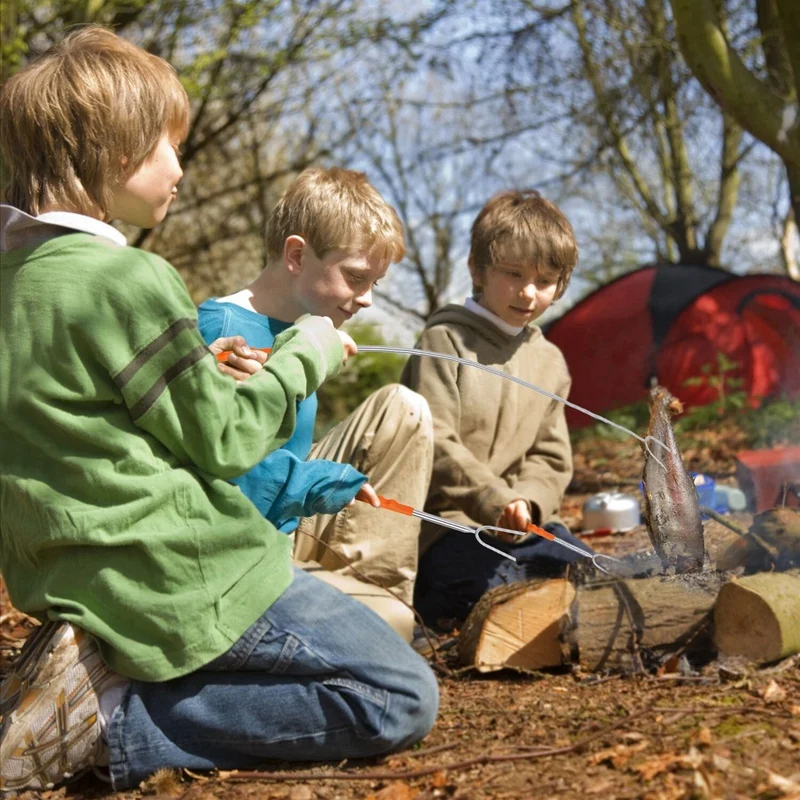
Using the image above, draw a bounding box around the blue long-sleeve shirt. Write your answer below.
[198,299,367,531]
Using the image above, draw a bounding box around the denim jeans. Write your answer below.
[107,568,439,789]
[414,522,591,627]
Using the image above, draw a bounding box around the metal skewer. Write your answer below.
[214,344,671,467]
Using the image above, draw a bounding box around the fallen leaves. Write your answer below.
[139,768,183,796]
[692,725,714,748]
[588,740,649,769]
[757,770,800,798]
[632,748,703,782]
[759,680,788,704]
[365,783,419,800]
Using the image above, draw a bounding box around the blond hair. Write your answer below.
[267,167,405,267]
[0,26,189,217]
[470,190,578,299]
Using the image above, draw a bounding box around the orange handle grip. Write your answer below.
[377,496,415,516]
[526,523,555,541]
[215,346,272,362]
[364,495,414,517]
[355,488,414,516]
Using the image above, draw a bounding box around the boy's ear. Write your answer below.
[284,235,306,274]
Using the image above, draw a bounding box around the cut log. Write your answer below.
[458,578,575,673]
[576,574,721,673]
[713,571,800,664]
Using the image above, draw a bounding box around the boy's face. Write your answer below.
[108,132,183,228]
[471,260,560,327]
[290,241,388,328]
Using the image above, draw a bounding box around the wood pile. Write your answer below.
[458,509,800,673]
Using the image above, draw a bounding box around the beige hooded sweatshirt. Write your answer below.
[401,304,573,554]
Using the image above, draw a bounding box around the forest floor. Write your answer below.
[2,416,799,800]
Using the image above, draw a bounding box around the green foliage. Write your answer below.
[738,396,800,449]
[676,351,748,432]
[314,322,411,438]
[0,1,27,84]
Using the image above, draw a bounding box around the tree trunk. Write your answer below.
[786,163,800,276]
[671,0,800,168]
[713,571,800,663]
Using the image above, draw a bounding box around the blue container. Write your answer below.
[691,473,716,510]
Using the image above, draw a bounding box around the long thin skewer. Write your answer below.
[214,344,670,467]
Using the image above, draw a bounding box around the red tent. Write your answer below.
[544,265,800,428]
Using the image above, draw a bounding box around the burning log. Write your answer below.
[575,574,720,673]
[457,573,721,674]
[716,508,800,572]
[713,570,800,665]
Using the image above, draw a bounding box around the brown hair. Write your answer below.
[469,190,578,299]
[266,167,406,267]
[0,26,189,217]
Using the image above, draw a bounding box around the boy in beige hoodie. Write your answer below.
[402,190,590,629]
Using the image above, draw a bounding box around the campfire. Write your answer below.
[456,388,800,676]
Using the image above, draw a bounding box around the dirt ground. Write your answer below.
[2,428,799,800]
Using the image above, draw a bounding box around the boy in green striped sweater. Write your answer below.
[0,26,437,794]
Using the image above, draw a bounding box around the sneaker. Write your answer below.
[410,624,456,657]
[0,620,120,793]
[0,620,63,718]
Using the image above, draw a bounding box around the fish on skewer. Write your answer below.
[641,386,705,573]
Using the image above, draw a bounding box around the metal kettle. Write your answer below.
[581,491,641,532]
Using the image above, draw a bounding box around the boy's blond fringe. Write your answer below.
[266,167,406,268]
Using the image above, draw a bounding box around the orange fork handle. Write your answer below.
[215,347,272,362]
[526,523,556,541]
[377,496,415,516]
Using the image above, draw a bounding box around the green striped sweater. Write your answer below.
[0,233,343,681]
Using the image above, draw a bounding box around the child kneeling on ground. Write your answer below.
[0,27,437,794]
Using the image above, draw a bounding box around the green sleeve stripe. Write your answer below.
[115,318,198,389]
[120,326,208,407]
[128,345,210,420]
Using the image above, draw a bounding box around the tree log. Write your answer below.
[576,574,721,673]
[457,578,575,673]
[713,571,800,664]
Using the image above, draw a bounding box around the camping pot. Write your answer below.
[582,492,640,532]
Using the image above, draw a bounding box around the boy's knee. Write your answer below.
[377,384,432,435]
[383,657,439,749]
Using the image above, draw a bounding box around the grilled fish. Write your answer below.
[641,386,705,573]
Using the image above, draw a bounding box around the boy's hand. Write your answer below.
[323,318,358,363]
[495,499,532,543]
[352,483,381,508]
[209,336,268,382]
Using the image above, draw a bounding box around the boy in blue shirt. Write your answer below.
[199,168,434,623]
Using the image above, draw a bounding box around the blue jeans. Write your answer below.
[107,568,438,789]
[415,522,590,627]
